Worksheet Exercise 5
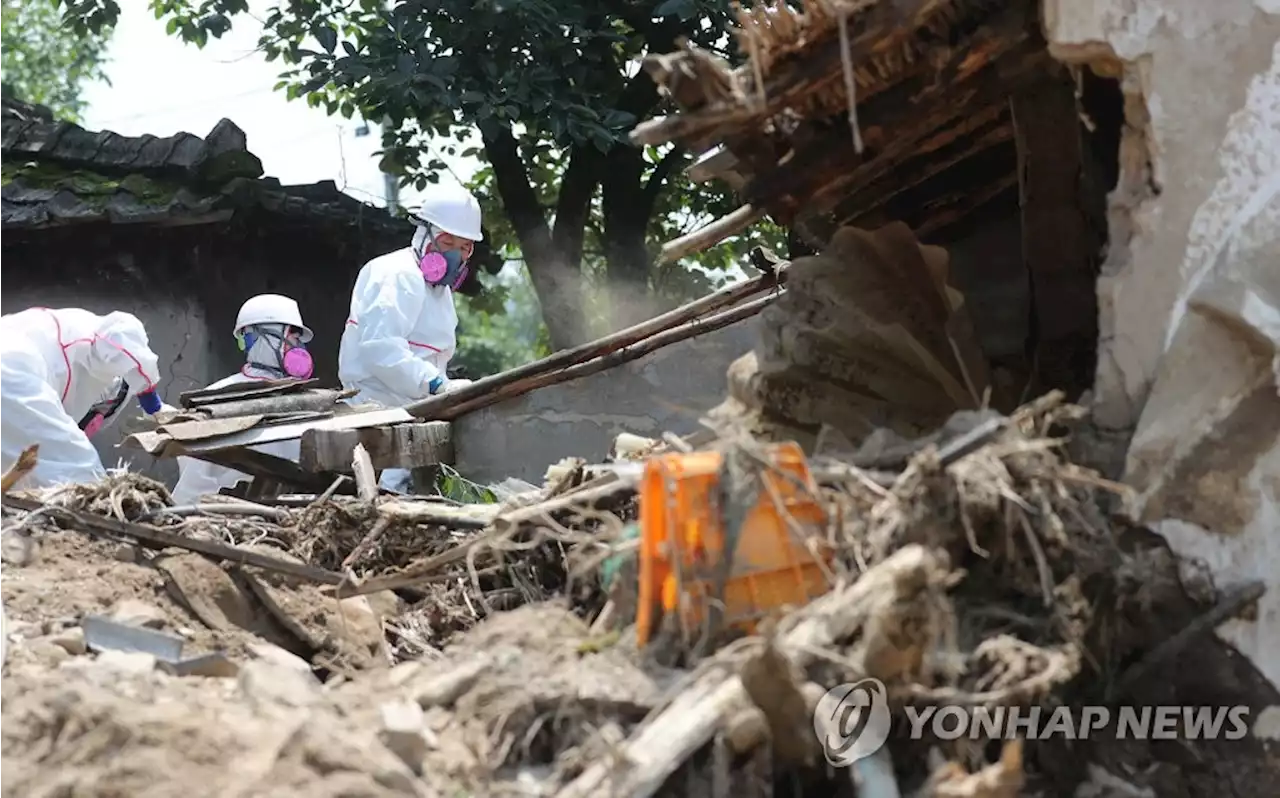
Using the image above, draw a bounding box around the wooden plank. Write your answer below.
[1010,71,1104,399]
[405,266,788,419]
[410,293,779,421]
[188,447,339,493]
[298,422,454,472]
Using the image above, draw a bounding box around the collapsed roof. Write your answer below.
[636,0,1051,252]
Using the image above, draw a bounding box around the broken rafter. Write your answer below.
[405,266,787,420]
[832,105,1014,226]
[742,23,1048,220]
[914,172,1019,239]
[658,204,765,264]
[410,292,780,421]
[637,0,1000,154]
[847,141,1018,233]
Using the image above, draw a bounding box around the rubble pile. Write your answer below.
[2,395,1274,797]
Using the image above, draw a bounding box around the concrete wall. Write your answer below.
[1045,0,1280,690]
[452,317,761,484]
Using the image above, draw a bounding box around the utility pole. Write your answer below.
[383,170,401,213]
[381,115,401,213]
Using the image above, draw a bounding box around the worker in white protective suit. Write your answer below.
[0,307,165,489]
[170,294,314,503]
[338,186,481,493]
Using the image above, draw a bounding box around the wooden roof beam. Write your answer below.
[637,0,1031,147]
[914,175,1020,241]
[740,28,1050,223]
[835,115,1015,226]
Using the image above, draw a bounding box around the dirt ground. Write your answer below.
[3,400,1278,797]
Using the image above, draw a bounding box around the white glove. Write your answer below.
[442,377,473,393]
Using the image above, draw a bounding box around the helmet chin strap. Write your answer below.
[411,223,432,260]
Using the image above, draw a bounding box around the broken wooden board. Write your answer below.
[122,407,415,458]
[187,447,339,494]
[157,415,267,442]
[179,407,414,452]
[195,389,356,419]
[298,422,453,472]
[179,377,320,407]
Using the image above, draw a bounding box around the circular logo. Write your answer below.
[812,677,892,766]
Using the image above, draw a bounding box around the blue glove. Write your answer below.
[427,375,445,395]
[137,389,162,415]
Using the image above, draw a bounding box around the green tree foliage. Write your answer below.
[63,0,784,352]
[2,0,112,122]
[452,265,551,378]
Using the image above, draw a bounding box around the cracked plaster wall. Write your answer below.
[0,286,224,486]
[1044,0,1280,689]
[452,317,761,484]
[2,227,360,485]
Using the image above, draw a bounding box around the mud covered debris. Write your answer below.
[3,395,1276,797]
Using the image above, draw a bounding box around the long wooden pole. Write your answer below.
[412,292,780,422]
[405,266,788,420]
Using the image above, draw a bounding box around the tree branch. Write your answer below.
[478,120,549,242]
[551,145,603,269]
[613,18,682,122]
[641,145,686,210]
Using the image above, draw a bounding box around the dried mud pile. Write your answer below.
[2,396,1275,798]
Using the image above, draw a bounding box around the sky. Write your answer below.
[80,1,479,212]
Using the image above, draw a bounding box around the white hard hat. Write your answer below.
[411,186,484,242]
[234,294,313,343]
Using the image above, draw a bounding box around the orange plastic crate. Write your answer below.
[636,442,833,647]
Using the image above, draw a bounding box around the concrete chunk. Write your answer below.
[378,699,435,774]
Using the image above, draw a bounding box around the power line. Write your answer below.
[90,85,280,128]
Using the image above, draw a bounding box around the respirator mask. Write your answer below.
[78,378,130,437]
[415,223,471,291]
[237,323,314,379]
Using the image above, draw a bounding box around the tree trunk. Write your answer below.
[480,123,591,349]
[601,144,655,329]
[601,143,685,331]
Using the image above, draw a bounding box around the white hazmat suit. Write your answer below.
[337,237,460,409]
[171,295,313,504]
[339,188,482,492]
[0,307,162,489]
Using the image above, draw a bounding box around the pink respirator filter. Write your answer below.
[83,414,106,438]
[419,251,448,283]
[282,347,315,379]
